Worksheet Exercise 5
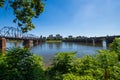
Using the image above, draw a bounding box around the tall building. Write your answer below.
[56,34,62,40]
[68,35,73,39]
[47,34,54,40]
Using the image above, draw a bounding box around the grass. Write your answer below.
[46,40,62,43]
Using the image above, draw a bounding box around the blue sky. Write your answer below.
[0,0,120,37]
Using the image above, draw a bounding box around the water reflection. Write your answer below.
[14,41,19,47]
[55,42,61,50]
[46,42,62,50]
[68,42,74,49]
[47,43,54,49]
[6,41,23,48]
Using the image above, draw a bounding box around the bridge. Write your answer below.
[0,26,39,40]
[63,35,120,47]
[0,26,43,53]
[0,26,120,53]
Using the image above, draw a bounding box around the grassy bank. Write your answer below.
[46,40,62,43]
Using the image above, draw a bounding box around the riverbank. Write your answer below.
[46,40,62,43]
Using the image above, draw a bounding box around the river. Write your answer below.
[6,41,105,66]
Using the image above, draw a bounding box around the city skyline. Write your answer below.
[42,34,120,39]
[0,0,120,37]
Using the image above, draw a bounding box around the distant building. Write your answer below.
[76,36,88,39]
[56,34,62,40]
[43,37,46,40]
[47,34,54,40]
[40,35,42,39]
[68,35,73,39]
[76,36,82,39]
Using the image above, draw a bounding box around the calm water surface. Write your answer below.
[7,42,104,66]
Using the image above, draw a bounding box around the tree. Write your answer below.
[46,52,76,79]
[96,50,118,80]
[110,38,120,60]
[0,0,45,32]
[52,52,76,74]
[0,0,4,7]
[62,73,95,80]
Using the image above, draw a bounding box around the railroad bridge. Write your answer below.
[89,35,120,45]
[0,26,43,53]
[63,35,120,47]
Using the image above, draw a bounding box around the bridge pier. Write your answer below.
[33,40,38,46]
[0,38,6,53]
[92,39,95,46]
[38,39,42,44]
[23,39,33,48]
[102,38,107,49]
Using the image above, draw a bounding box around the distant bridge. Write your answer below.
[89,35,120,44]
[63,35,120,46]
[0,26,43,53]
[0,26,39,40]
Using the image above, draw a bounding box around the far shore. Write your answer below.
[46,40,62,43]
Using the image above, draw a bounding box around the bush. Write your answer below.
[110,38,120,60]
[0,47,44,80]
[52,52,76,74]
[1,38,120,80]
[62,73,95,80]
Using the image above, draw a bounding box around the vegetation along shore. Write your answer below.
[0,38,120,80]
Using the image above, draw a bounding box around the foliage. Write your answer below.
[0,0,4,7]
[52,52,76,74]
[110,38,120,60]
[46,52,76,79]
[1,38,120,80]
[96,50,119,80]
[0,53,7,79]
[77,55,96,75]
[47,43,120,80]
[0,0,45,32]
[97,50,118,69]
[47,52,100,80]
[62,73,95,80]
[0,47,44,80]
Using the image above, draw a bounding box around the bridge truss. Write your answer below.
[0,26,38,39]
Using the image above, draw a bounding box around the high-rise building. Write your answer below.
[68,35,73,39]
[56,34,62,40]
[47,34,54,40]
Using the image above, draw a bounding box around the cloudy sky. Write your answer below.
[0,0,120,37]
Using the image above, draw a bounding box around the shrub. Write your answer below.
[110,38,120,60]
[62,73,95,80]
[0,47,44,80]
[52,52,76,74]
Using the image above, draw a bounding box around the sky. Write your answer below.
[0,0,120,37]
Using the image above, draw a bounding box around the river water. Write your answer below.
[6,41,105,66]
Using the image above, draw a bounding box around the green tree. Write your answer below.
[78,55,96,76]
[0,0,45,32]
[0,53,7,79]
[52,52,76,74]
[47,52,76,79]
[72,55,103,79]
[62,73,95,80]
[96,50,118,80]
[110,38,120,60]
[0,47,44,80]
[0,0,4,7]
